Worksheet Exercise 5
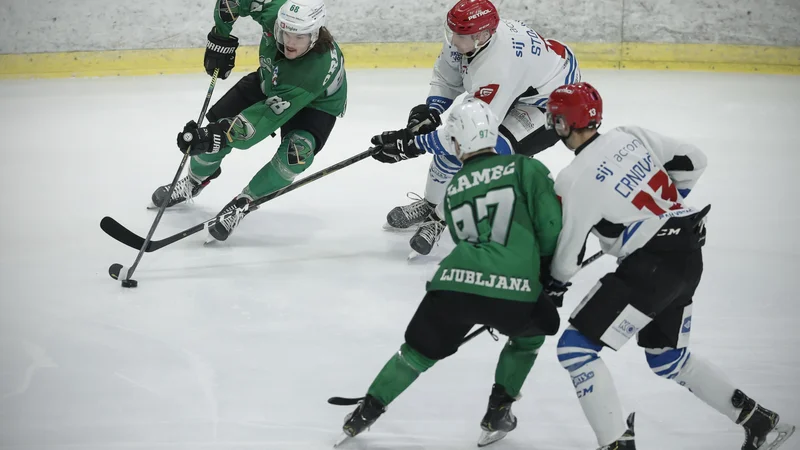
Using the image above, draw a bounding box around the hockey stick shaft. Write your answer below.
[102,146,379,253]
[328,250,607,405]
[120,69,220,281]
[327,324,493,406]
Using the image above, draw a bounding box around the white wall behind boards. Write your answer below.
[1,0,798,54]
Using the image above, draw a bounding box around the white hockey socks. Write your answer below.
[572,357,629,445]
[671,353,740,422]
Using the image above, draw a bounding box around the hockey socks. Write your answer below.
[366,343,437,406]
[494,336,545,398]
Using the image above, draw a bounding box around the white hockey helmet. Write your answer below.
[445,99,500,160]
[274,0,327,57]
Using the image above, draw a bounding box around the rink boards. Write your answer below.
[1,41,799,79]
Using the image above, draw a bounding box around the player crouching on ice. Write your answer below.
[368,0,580,256]
[543,82,796,450]
[335,100,564,447]
[151,0,347,242]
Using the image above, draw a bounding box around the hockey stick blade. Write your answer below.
[109,263,124,280]
[101,217,148,251]
[101,216,208,252]
[327,396,364,406]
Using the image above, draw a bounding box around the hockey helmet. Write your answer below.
[275,0,326,58]
[445,0,500,52]
[546,82,603,135]
[445,99,500,160]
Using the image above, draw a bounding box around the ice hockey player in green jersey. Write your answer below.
[335,100,563,448]
[151,0,347,241]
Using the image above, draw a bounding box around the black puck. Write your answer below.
[121,279,138,288]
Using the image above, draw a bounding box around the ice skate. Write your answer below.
[384,193,435,231]
[734,390,796,450]
[598,413,636,450]
[408,213,446,257]
[206,193,255,242]
[335,395,385,446]
[149,168,221,209]
[477,384,518,447]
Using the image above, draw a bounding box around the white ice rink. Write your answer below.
[1,68,799,450]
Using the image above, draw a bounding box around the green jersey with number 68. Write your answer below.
[213,0,347,146]
[427,154,563,302]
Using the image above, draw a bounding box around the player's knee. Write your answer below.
[645,347,691,380]
[273,130,316,178]
[509,335,546,353]
[557,327,603,372]
[399,343,437,373]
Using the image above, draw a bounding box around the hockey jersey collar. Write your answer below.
[574,132,601,156]
[465,36,493,63]
[462,152,497,166]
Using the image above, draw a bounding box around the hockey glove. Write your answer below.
[542,276,572,308]
[177,121,227,155]
[204,29,239,79]
[370,128,425,164]
[407,104,442,135]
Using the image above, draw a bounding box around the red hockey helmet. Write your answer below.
[446,0,500,38]
[546,83,604,134]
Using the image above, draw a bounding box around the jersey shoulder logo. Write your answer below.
[475,84,500,104]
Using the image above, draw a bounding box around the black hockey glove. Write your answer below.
[542,276,572,308]
[370,128,425,164]
[204,29,239,79]
[407,104,442,135]
[177,121,226,155]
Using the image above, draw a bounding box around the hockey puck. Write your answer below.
[121,279,138,288]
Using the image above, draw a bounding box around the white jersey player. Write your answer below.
[542,82,795,450]
[367,0,580,256]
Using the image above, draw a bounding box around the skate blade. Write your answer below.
[765,423,796,450]
[333,432,351,448]
[477,430,508,447]
[204,232,219,245]
[407,250,424,262]
[383,222,418,233]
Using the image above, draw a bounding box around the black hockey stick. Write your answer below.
[326,249,606,406]
[102,146,380,257]
[108,69,220,287]
[326,324,495,406]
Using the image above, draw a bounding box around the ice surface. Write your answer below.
[1,69,799,449]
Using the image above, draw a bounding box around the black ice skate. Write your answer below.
[384,193,435,230]
[598,413,636,450]
[409,212,446,256]
[150,168,221,209]
[207,193,255,242]
[478,384,519,447]
[733,389,796,450]
[335,395,386,446]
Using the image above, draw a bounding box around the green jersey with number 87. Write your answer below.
[427,154,563,302]
[213,0,347,147]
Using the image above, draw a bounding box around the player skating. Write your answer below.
[368,0,580,256]
[334,100,563,447]
[151,0,347,242]
[544,82,796,450]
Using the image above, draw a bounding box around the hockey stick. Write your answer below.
[326,249,606,406]
[108,69,220,287]
[326,324,495,407]
[102,146,380,257]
